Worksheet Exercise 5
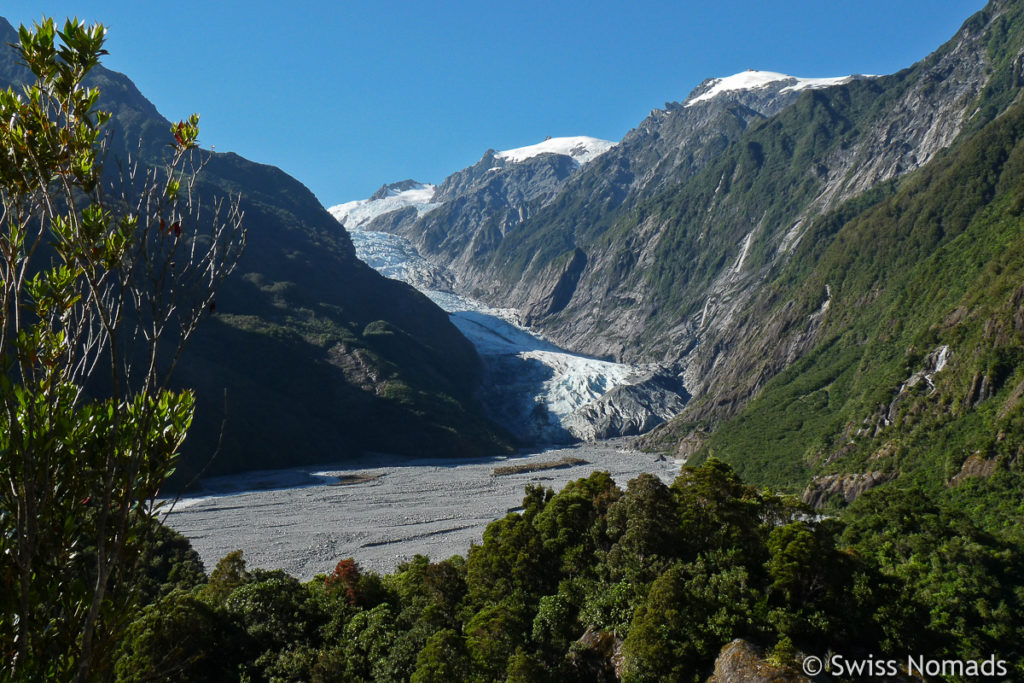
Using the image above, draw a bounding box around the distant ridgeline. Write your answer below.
[333,0,1024,530]
[0,18,513,483]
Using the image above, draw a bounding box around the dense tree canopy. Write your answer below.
[108,459,1024,681]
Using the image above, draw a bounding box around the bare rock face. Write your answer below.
[674,430,708,460]
[562,369,690,440]
[523,248,589,322]
[539,13,991,363]
[706,639,811,683]
[376,150,585,290]
[949,453,998,487]
[567,627,624,681]
[802,471,897,508]
[666,3,1001,404]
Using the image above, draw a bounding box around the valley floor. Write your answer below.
[163,439,679,580]
[160,222,688,581]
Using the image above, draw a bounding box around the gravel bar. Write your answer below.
[162,439,680,580]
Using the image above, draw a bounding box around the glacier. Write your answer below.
[345,226,687,443]
[329,181,439,230]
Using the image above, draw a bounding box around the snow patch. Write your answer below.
[685,70,859,107]
[496,136,615,165]
[329,183,438,230]
[780,75,859,93]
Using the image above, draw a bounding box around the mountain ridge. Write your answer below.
[0,17,513,481]
[330,0,1024,517]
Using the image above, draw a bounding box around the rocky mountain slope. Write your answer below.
[662,67,1024,510]
[632,0,1024,520]
[345,226,689,443]
[631,0,1024,504]
[336,0,1024,519]
[0,18,512,482]
[487,16,993,364]
[338,137,616,289]
[359,4,1004,363]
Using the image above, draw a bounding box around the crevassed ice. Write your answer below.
[343,224,646,439]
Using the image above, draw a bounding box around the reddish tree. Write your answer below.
[325,558,362,604]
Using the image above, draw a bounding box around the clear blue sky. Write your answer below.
[9,1,986,206]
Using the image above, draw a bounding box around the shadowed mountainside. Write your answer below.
[0,18,513,483]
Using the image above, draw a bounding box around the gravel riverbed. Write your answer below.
[163,439,680,580]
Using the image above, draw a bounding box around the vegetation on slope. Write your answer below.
[116,462,1024,681]
[666,74,1024,538]
[0,16,513,484]
[600,2,1024,544]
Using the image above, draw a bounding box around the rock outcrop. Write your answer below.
[802,471,897,508]
[949,453,999,487]
[566,627,624,681]
[705,640,811,683]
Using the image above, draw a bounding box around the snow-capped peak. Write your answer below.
[684,69,860,107]
[495,136,615,165]
[328,181,438,230]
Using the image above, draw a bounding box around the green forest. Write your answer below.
[116,460,1023,681]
